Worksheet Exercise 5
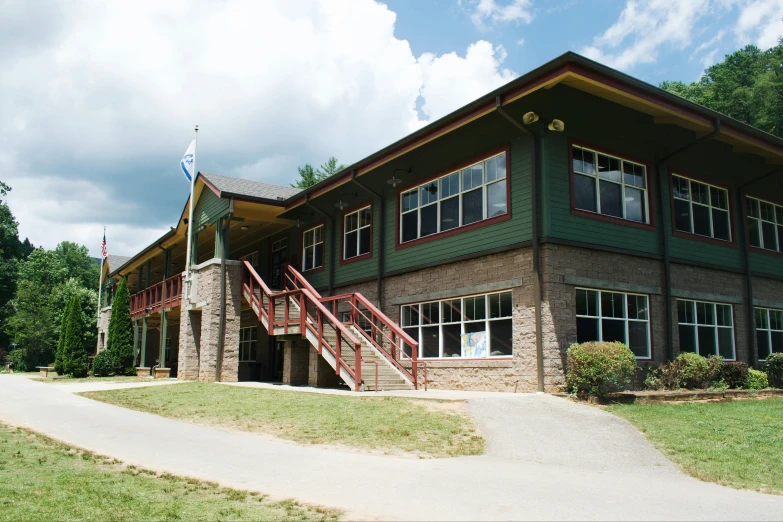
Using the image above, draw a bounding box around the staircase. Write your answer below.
[241,261,419,391]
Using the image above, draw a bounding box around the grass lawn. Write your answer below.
[33,375,172,384]
[609,398,783,494]
[81,382,484,458]
[0,423,340,521]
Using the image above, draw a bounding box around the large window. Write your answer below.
[677,299,735,360]
[344,206,371,260]
[575,289,651,358]
[672,174,731,241]
[239,326,257,362]
[400,291,513,358]
[747,196,783,252]
[400,152,507,243]
[572,145,649,223]
[756,307,783,360]
[302,225,324,272]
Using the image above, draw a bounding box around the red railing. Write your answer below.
[242,261,365,391]
[130,273,183,319]
[283,265,419,389]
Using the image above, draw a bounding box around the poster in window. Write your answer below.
[462,331,487,358]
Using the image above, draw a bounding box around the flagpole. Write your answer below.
[183,125,198,305]
[96,226,106,325]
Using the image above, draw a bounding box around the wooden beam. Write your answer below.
[140,317,148,367]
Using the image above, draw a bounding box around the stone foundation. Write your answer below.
[283,340,310,385]
[308,346,341,387]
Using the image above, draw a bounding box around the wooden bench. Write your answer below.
[36,366,55,377]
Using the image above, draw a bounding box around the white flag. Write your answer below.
[180,139,195,182]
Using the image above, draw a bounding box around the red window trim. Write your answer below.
[301,221,325,274]
[340,201,373,266]
[568,139,657,232]
[395,144,512,250]
[669,170,737,248]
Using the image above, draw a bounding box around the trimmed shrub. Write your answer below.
[105,278,135,376]
[763,353,783,388]
[62,295,88,378]
[91,350,114,377]
[746,369,769,390]
[644,353,724,390]
[720,361,749,389]
[566,341,638,397]
[54,297,74,376]
[6,348,28,372]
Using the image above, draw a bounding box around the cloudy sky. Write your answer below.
[2,0,781,258]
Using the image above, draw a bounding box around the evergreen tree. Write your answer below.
[62,295,87,378]
[105,277,134,375]
[291,156,347,189]
[53,297,74,375]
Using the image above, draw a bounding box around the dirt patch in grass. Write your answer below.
[32,375,172,384]
[0,422,341,521]
[80,382,484,458]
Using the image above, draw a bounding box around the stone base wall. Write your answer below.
[177,309,201,380]
[308,346,341,387]
[283,340,310,385]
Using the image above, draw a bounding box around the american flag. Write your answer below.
[100,232,108,259]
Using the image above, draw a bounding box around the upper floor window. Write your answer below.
[344,206,371,260]
[672,175,731,241]
[677,299,735,360]
[400,152,507,243]
[755,307,783,360]
[302,225,324,272]
[575,288,651,358]
[747,196,783,252]
[572,145,649,223]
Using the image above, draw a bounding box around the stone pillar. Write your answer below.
[308,346,340,388]
[283,340,310,385]
[177,309,201,380]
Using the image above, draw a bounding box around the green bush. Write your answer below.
[62,295,88,378]
[644,353,724,390]
[91,350,114,377]
[7,348,28,372]
[746,369,769,390]
[763,353,783,388]
[104,278,135,376]
[566,341,638,397]
[720,362,749,389]
[54,297,74,376]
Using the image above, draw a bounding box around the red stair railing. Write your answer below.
[130,273,183,319]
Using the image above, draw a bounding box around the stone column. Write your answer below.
[308,346,340,388]
[197,260,243,382]
[177,309,201,380]
[283,340,310,385]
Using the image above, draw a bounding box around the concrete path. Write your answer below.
[1,375,781,521]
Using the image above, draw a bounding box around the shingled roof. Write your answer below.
[200,172,300,203]
[106,254,131,272]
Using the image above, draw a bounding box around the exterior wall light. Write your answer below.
[548,119,565,132]
[523,112,539,124]
[388,167,413,188]
[240,225,249,231]
[335,192,357,210]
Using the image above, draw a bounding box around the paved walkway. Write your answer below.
[1,375,781,521]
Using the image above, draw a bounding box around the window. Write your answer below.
[747,196,783,252]
[343,206,371,260]
[400,291,512,358]
[302,225,324,271]
[672,175,731,241]
[575,289,651,358]
[572,145,649,223]
[755,307,783,360]
[239,326,257,362]
[400,152,507,243]
[677,299,735,360]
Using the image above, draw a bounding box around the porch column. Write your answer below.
[159,310,168,367]
[133,319,139,363]
[140,316,148,367]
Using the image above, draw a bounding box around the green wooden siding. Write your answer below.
[194,188,229,231]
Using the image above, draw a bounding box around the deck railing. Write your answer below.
[130,273,183,319]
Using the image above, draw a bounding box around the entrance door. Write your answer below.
[270,238,288,289]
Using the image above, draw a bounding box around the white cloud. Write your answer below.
[735,0,783,49]
[0,0,518,257]
[465,0,535,30]
[517,38,526,46]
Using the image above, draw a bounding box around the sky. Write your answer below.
[1,0,781,258]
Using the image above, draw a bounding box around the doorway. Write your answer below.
[270,238,288,290]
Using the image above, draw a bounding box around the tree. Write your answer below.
[291,156,347,189]
[53,296,74,375]
[104,277,134,375]
[62,295,88,378]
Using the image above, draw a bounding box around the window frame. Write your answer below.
[569,140,655,231]
[238,326,258,362]
[670,172,735,246]
[301,223,325,273]
[396,146,511,249]
[755,307,783,361]
[574,288,652,360]
[746,195,783,257]
[340,203,373,265]
[676,299,737,361]
[399,290,514,360]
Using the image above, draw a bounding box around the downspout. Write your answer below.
[305,194,334,295]
[215,198,234,381]
[738,167,783,367]
[495,96,544,393]
[350,170,384,308]
[656,119,721,361]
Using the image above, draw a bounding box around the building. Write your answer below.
[97,52,783,392]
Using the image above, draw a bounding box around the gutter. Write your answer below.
[305,194,335,295]
[350,170,385,308]
[495,96,545,393]
[656,119,721,361]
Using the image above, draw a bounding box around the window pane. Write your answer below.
[772,332,783,354]
[441,173,460,199]
[623,162,645,188]
[698,326,717,356]
[420,204,437,237]
[712,209,730,241]
[315,226,323,243]
[678,300,694,323]
[692,204,711,237]
[718,328,734,359]
[697,302,714,325]
[581,149,596,175]
[487,180,507,218]
[625,187,645,223]
[771,310,783,330]
[442,299,461,323]
[758,330,771,360]
[314,243,323,268]
[749,218,761,248]
[674,199,692,233]
[777,207,783,225]
[628,321,649,358]
[464,321,486,334]
[421,302,438,325]
[304,229,313,248]
[402,212,418,242]
[756,308,769,329]
[440,196,459,231]
[401,305,419,327]
[710,187,728,210]
[358,227,371,255]
[691,182,709,204]
[402,190,418,211]
[673,176,690,200]
[577,289,598,317]
[345,212,358,232]
[601,292,625,318]
[462,164,483,191]
[500,292,512,317]
[402,328,416,357]
[602,319,626,344]
[679,324,696,352]
[572,146,585,173]
[627,295,648,320]
[778,226,783,253]
[762,221,777,250]
[599,180,622,218]
[485,154,506,182]
[489,319,513,356]
[574,174,597,212]
[747,197,759,218]
[576,317,599,343]
[462,187,483,225]
[421,181,438,205]
[304,246,313,271]
[598,154,621,182]
[489,292,512,319]
[716,304,732,327]
[359,207,371,227]
[345,230,358,259]
[421,325,440,357]
[760,201,775,221]
[442,324,461,357]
